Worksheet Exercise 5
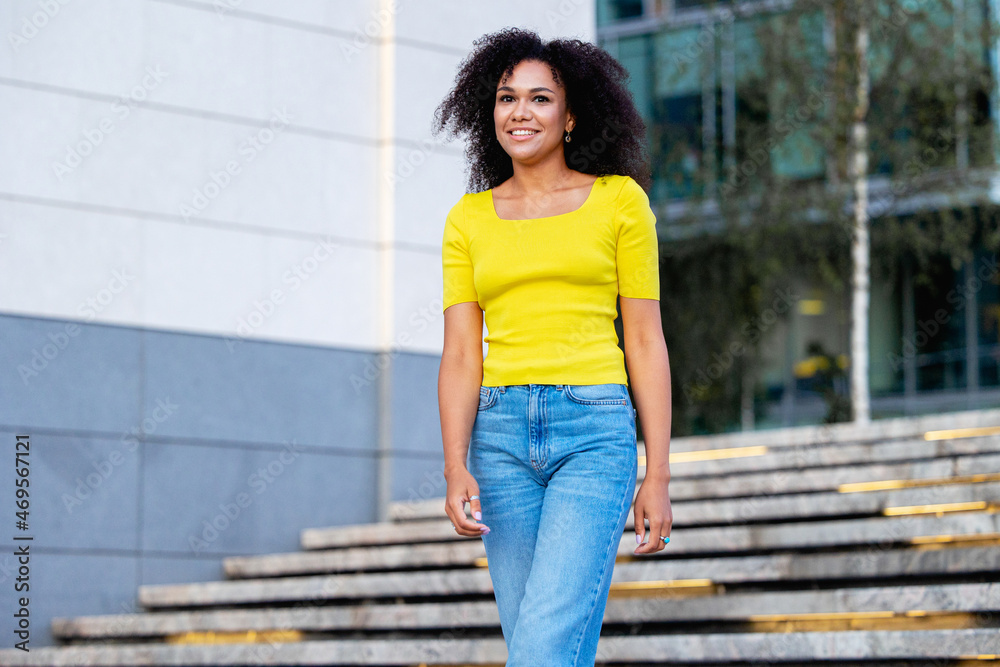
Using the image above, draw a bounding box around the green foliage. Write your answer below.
[655,0,1000,434]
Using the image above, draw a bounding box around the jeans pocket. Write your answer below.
[478,386,501,411]
[563,383,629,406]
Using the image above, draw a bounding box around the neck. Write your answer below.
[506,152,576,195]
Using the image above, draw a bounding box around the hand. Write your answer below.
[632,475,672,555]
[444,466,490,537]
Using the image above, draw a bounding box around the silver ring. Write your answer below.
[470,495,479,500]
[660,535,669,542]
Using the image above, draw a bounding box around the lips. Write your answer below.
[508,129,540,140]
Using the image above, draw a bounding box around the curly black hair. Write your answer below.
[431,27,651,194]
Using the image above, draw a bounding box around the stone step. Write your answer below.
[644,479,1000,526]
[611,511,1000,557]
[297,502,1000,561]
[305,459,1000,551]
[51,582,999,639]
[311,453,1000,548]
[390,437,1000,522]
[225,541,486,578]
[1,629,996,664]
[136,544,999,610]
[224,483,1000,578]
[662,408,1000,453]
[646,434,1000,480]
[671,451,1000,503]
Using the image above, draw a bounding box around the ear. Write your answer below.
[566,113,576,134]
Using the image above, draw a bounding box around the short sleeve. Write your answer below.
[615,177,660,299]
[442,197,479,311]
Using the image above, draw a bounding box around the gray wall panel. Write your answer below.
[143,330,378,450]
[0,315,142,433]
[142,441,377,555]
[0,553,140,650]
[0,430,140,552]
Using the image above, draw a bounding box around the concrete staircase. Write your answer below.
[3,410,1000,665]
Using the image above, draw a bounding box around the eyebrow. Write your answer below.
[497,86,555,94]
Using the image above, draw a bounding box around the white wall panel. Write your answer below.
[395,0,596,51]
[257,234,379,350]
[393,246,447,355]
[0,201,144,325]
[1,0,380,139]
[393,41,468,144]
[172,0,381,34]
[1,1,146,85]
[0,200,379,350]
[392,150,467,247]
[0,86,377,241]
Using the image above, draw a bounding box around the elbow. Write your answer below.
[625,332,667,355]
[441,346,484,374]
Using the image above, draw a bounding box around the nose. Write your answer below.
[512,97,531,120]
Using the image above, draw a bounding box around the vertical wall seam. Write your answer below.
[375,0,396,522]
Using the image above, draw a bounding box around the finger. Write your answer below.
[450,496,487,537]
[635,518,662,555]
[469,492,483,525]
[445,499,470,535]
[633,507,645,547]
[648,520,667,553]
[464,482,488,537]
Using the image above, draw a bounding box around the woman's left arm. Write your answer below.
[620,295,673,555]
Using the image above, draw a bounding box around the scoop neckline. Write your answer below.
[489,176,602,221]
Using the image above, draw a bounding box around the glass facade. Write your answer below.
[599,0,1000,428]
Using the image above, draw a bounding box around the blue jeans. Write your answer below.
[468,383,638,667]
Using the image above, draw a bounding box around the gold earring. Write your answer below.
[564,131,572,143]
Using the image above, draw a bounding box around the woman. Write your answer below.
[432,27,673,666]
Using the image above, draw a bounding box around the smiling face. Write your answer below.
[494,58,575,166]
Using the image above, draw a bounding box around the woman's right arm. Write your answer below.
[438,300,489,537]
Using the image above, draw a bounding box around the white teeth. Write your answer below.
[511,130,537,135]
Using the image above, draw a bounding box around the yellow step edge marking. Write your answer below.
[883,500,998,516]
[165,630,302,644]
[640,445,768,467]
[957,656,1000,662]
[609,578,719,598]
[839,472,1000,493]
[612,578,714,590]
[749,611,896,621]
[910,532,1000,548]
[925,425,1000,440]
[745,610,981,633]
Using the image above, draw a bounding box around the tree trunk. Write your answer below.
[849,1,871,424]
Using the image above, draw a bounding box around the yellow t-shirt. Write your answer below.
[441,173,659,387]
